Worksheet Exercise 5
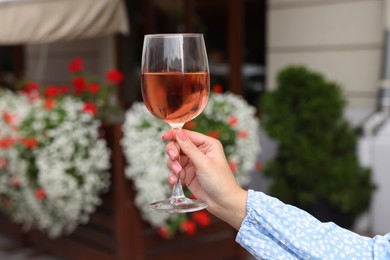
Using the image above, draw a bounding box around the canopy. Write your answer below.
[0,0,129,45]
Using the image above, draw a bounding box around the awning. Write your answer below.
[0,0,129,45]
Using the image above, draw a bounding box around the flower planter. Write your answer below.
[0,123,247,259]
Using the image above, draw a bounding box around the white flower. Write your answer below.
[121,92,261,229]
[0,90,110,238]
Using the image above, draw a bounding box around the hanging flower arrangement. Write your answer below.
[121,87,261,238]
[0,89,110,238]
[0,57,119,238]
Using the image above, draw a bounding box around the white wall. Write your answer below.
[24,36,116,86]
[267,0,390,235]
[267,0,385,109]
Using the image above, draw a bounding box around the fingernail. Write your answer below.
[161,132,168,140]
[177,130,188,141]
[169,175,176,184]
[167,150,176,160]
[172,163,181,174]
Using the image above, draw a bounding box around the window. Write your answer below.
[119,0,266,107]
[0,46,24,90]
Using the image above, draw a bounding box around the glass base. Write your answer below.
[147,196,207,213]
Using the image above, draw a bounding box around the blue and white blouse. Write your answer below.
[236,190,390,259]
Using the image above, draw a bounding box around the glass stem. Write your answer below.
[169,124,185,201]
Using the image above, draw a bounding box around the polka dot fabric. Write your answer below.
[236,190,390,259]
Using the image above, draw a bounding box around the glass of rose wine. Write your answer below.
[141,33,210,213]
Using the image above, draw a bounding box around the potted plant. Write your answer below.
[260,65,375,228]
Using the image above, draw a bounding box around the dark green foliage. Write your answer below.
[261,66,375,225]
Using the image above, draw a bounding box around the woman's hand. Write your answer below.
[162,129,247,230]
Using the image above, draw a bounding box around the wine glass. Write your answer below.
[141,33,210,213]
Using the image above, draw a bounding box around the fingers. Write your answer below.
[168,172,178,186]
[165,142,180,161]
[175,130,208,169]
[161,128,175,142]
[162,129,211,147]
[167,159,182,175]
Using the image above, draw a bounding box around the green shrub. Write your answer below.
[261,66,375,226]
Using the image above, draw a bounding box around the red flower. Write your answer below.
[59,85,69,94]
[192,210,211,227]
[157,226,172,239]
[185,121,197,130]
[212,84,223,93]
[35,188,47,200]
[0,158,7,169]
[2,111,16,125]
[106,69,124,84]
[22,82,39,94]
[0,137,15,149]
[44,86,60,98]
[83,102,98,116]
[44,98,56,110]
[72,77,88,94]
[22,82,40,101]
[229,161,238,173]
[10,177,21,187]
[69,57,84,73]
[88,83,100,94]
[228,116,238,126]
[21,137,38,148]
[237,130,249,138]
[207,131,221,139]
[180,220,196,236]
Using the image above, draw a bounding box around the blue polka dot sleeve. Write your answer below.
[236,190,390,259]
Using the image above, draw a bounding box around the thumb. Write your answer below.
[175,130,207,168]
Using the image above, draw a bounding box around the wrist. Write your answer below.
[210,188,247,230]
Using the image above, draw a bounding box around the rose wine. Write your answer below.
[141,72,210,124]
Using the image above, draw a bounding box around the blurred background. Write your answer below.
[1,0,390,259]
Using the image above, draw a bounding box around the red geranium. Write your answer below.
[69,57,84,73]
[72,77,88,94]
[185,121,197,130]
[206,131,221,139]
[62,58,123,119]
[59,85,69,94]
[22,82,40,101]
[2,111,16,125]
[192,210,211,227]
[44,98,56,110]
[44,86,60,98]
[157,226,172,239]
[212,84,223,93]
[22,82,39,94]
[21,137,38,148]
[237,130,249,138]
[180,220,196,236]
[106,69,124,84]
[35,188,47,200]
[82,102,98,116]
[0,137,15,149]
[88,83,100,94]
[228,116,238,126]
